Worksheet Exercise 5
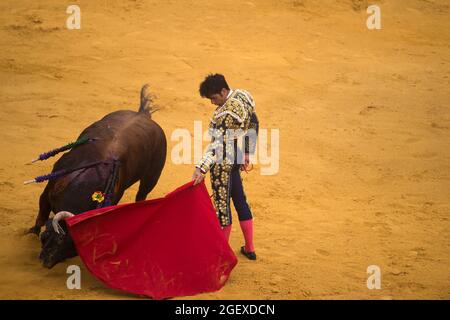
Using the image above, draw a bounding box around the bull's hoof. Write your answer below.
[25,226,41,236]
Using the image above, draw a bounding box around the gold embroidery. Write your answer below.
[197,89,256,226]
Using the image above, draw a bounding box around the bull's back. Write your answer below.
[91,110,163,153]
[49,110,165,212]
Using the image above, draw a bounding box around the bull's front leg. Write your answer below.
[26,186,51,236]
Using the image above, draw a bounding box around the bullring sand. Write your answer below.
[0,0,449,299]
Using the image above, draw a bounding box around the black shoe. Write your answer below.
[240,246,257,260]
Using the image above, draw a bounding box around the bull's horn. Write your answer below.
[52,211,75,235]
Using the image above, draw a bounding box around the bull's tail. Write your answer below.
[139,83,159,116]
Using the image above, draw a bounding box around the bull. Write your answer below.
[26,84,167,268]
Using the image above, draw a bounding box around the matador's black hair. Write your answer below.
[199,73,230,98]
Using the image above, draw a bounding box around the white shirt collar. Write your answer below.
[220,89,233,107]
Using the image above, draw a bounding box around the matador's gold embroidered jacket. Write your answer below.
[196,89,259,226]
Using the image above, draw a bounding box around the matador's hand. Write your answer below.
[192,168,205,186]
[240,153,252,172]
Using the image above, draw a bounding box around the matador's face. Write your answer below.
[207,88,229,107]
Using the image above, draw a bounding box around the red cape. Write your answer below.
[66,181,238,299]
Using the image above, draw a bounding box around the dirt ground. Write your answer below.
[0,0,449,299]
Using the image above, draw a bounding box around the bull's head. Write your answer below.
[39,211,77,268]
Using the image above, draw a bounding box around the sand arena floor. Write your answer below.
[0,0,449,299]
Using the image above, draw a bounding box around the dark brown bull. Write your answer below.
[27,84,167,268]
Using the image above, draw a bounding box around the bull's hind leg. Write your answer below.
[135,155,165,202]
[135,171,163,202]
[27,185,51,236]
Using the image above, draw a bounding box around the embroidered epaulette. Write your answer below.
[211,89,255,126]
[232,89,255,109]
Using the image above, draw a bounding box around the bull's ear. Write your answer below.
[40,220,53,242]
[40,230,50,243]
